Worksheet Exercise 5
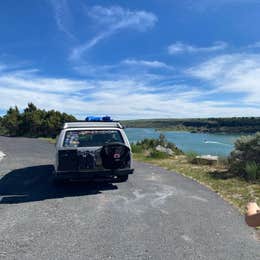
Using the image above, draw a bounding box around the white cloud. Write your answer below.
[48,3,157,61]
[48,0,75,40]
[87,6,157,32]
[0,69,92,94]
[122,59,172,69]
[2,84,259,119]
[247,41,260,48]
[72,58,173,79]
[70,6,157,60]
[0,64,7,72]
[184,0,260,12]
[188,53,260,103]
[1,60,260,119]
[168,41,228,55]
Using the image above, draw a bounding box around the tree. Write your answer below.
[1,103,77,138]
[19,103,44,137]
[2,106,21,136]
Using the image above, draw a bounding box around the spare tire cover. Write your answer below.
[100,142,130,169]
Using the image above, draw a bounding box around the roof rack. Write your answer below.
[63,121,124,129]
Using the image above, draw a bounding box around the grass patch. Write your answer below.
[149,150,170,159]
[38,137,56,144]
[185,151,198,163]
[133,153,260,213]
[131,143,144,153]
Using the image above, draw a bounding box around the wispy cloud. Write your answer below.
[247,41,260,48]
[184,0,260,12]
[48,0,75,40]
[168,41,228,55]
[0,69,92,94]
[122,59,173,69]
[70,6,158,60]
[0,64,7,72]
[72,58,174,79]
[188,53,260,104]
[1,59,260,119]
[87,6,157,31]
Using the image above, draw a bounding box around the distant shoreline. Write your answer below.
[155,128,252,134]
[122,117,260,134]
[125,126,253,135]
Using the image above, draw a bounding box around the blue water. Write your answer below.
[125,128,242,157]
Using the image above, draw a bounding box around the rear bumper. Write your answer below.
[53,168,134,180]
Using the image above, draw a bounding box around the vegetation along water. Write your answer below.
[125,128,242,156]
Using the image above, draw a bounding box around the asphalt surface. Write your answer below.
[0,136,259,260]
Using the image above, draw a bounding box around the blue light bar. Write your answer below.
[102,116,112,122]
[85,116,113,122]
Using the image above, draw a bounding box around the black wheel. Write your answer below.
[116,175,128,182]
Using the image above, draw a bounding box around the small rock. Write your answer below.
[194,155,218,165]
[155,145,174,155]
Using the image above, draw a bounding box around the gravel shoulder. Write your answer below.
[0,136,259,260]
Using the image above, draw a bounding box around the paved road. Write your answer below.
[0,136,259,260]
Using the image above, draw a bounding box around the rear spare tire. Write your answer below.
[100,142,131,170]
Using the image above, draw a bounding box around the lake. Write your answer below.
[125,128,243,157]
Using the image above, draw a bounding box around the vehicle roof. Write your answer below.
[63,121,124,130]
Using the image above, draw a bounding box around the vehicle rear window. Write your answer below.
[63,130,124,147]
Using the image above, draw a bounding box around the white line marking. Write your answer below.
[187,195,208,203]
[0,151,6,161]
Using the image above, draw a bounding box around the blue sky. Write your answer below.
[1,0,260,119]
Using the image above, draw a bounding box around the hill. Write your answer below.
[122,117,260,133]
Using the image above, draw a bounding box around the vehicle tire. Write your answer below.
[116,175,128,182]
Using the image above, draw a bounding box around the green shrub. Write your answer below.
[245,161,259,181]
[149,150,169,159]
[186,151,198,163]
[131,143,143,153]
[131,136,183,159]
[229,132,260,180]
[133,135,183,155]
[218,156,229,167]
